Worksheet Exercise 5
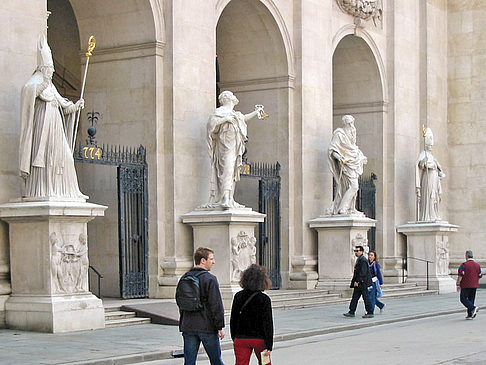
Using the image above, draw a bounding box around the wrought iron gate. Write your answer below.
[74,144,149,298]
[241,161,281,289]
[357,173,377,251]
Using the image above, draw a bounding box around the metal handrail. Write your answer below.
[89,265,103,298]
[404,256,433,290]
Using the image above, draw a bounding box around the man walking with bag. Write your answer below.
[457,250,482,320]
[176,247,225,364]
[344,245,374,318]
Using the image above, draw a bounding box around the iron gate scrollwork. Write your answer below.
[241,161,281,289]
[74,144,149,299]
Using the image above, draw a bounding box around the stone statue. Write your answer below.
[19,35,86,200]
[205,91,266,209]
[415,127,445,221]
[327,115,367,215]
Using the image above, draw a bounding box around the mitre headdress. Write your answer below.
[37,34,54,68]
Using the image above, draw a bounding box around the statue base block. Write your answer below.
[309,215,376,290]
[0,200,107,332]
[6,294,104,333]
[182,208,265,310]
[397,221,458,294]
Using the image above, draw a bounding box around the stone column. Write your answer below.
[397,221,458,294]
[309,215,376,295]
[0,200,106,333]
[182,208,265,309]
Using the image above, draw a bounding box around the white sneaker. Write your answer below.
[472,306,479,318]
[380,303,386,313]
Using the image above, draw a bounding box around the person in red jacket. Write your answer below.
[457,250,483,320]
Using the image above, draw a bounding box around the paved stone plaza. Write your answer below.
[0,291,483,364]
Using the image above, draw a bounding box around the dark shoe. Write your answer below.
[472,307,479,318]
[466,316,473,320]
[362,313,374,318]
[343,312,355,317]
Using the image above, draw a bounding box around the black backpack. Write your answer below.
[176,270,207,311]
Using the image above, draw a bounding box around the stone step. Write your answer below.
[104,310,137,321]
[105,317,152,328]
[266,289,332,298]
[271,294,341,307]
[382,289,438,299]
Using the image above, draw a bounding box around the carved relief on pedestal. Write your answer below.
[351,233,369,261]
[336,0,383,27]
[436,238,450,276]
[231,231,257,282]
[50,232,89,294]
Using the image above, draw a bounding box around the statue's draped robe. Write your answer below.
[328,127,366,214]
[207,108,247,204]
[19,71,84,199]
[416,151,442,221]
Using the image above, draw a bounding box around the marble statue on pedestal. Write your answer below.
[204,91,266,209]
[19,35,86,200]
[415,127,445,221]
[327,115,367,215]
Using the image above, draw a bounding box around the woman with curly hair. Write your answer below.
[230,264,273,365]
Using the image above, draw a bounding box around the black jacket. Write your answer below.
[230,289,274,350]
[350,254,372,289]
[178,268,225,333]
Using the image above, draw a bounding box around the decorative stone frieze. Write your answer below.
[336,0,383,27]
[231,231,257,282]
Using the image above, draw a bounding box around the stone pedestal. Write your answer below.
[308,215,376,295]
[182,208,265,309]
[0,200,107,333]
[397,221,458,294]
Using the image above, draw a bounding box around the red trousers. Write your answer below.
[233,338,270,365]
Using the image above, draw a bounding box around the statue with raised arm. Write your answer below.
[205,91,266,209]
[19,35,86,200]
[416,127,445,221]
[327,115,367,215]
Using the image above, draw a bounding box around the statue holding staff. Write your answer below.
[19,35,86,200]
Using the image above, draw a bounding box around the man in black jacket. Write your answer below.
[179,247,225,365]
[344,245,374,318]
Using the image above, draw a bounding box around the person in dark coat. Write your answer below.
[230,264,273,365]
[344,245,374,318]
[178,247,225,365]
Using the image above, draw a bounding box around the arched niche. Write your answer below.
[216,0,290,163]
[332,34,385,251]
[47,0,160,298]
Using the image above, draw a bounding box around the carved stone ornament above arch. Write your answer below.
[336,0,383,28]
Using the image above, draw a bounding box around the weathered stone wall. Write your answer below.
[447,0,486,268]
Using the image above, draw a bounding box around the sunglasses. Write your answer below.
[353,249,361,252]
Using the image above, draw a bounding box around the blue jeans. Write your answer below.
[182,331,224,365]
[369,283,385,310]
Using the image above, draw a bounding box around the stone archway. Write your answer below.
[332,34,386,254]
[216,0,291,286]
[46,0,161,298]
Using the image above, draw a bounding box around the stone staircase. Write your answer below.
[102,282,437,327]
[104,304,152,328]
[264,282,438,311]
